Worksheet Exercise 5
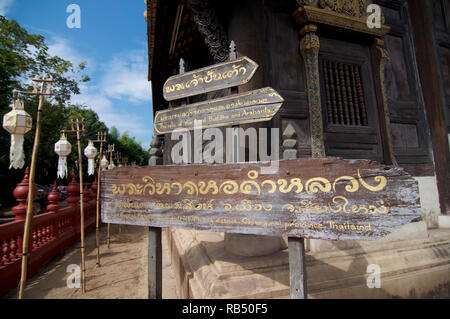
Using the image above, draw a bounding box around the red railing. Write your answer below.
[0,172,99,296]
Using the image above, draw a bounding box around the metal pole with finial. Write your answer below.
[62,119,87,293]
[92,132,107,267]
[17,74,54,299]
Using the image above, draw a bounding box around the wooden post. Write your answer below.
[283,122,308,299]
[286,23,325,299]
[75,120,86,293]
[148,135,163,299]
[288,237,307,298]
[106,144,115,248]
[106,224,111,249]
[17,74,53,299]
[62,119,87,293]
[93,132,106,267]
[148,226,162,299]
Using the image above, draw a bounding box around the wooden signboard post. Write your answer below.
[104,52,421,300]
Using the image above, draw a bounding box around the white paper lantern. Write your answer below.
[55,134,71,179]
[2,99,33,169]
[84,141,98,176]
[100,155,109,171]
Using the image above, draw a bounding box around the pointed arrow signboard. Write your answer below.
[163,56,259,101]
[101,157,421,241]
[154,87,284,135]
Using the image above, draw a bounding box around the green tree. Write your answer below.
[0,16,150,210]
[0,16,89,207]
[106,126,149,167]
[62,104,108,184]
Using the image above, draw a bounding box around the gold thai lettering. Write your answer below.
[357,169,387,192]
[282,196,389,215]
[305,177,332,194]
[111,170,389,196]
[224,200,272,212]
[333,176,359,193]
[164,64,248,94]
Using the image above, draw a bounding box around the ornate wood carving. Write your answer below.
[186,0,229,63]
[300,25,326,158]
[293,0,390,37]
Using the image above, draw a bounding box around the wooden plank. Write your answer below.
[288,237,307,299]
[409,0,450,214]
[101,157,421,241]
[154,87,284,135]
[163,56,259,101]
[148,226,162,299]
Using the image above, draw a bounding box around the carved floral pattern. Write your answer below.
[297,0,368,18]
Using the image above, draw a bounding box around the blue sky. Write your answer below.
[1,0,154,148]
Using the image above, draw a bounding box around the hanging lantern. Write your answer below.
[84,141,98,176]
[100,155,109,171]
[2,99,33,169]
[54,134,71,179]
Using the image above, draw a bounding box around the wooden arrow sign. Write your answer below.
[154,87,284,135]
[163,56,259,101]
[101,157,421,241]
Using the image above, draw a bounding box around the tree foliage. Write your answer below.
[0,16,150,208]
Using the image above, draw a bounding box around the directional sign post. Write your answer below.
[163,56,259,101]
[154,87,284,134]
[121,51,421,301]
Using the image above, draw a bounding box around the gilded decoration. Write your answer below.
[322,0,367,18]
[300,25,326,158]
[293,0,390,37]
[297,0,368,18]
[111,169,388,197]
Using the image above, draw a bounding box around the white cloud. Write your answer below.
[100,50,152,103]
[47,38,153,147]
[73,90,151,132]
[72,82,154,147]
[47,36,94,71]
[0,0,14,15]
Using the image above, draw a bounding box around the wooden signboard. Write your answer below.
[163,56,259,101]
[101,157,420,241]
[154,87,284,135]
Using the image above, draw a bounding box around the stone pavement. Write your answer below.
[2,225,178,299]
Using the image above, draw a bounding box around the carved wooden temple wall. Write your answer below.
[144,0,450,299]
[146,0,449,215]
